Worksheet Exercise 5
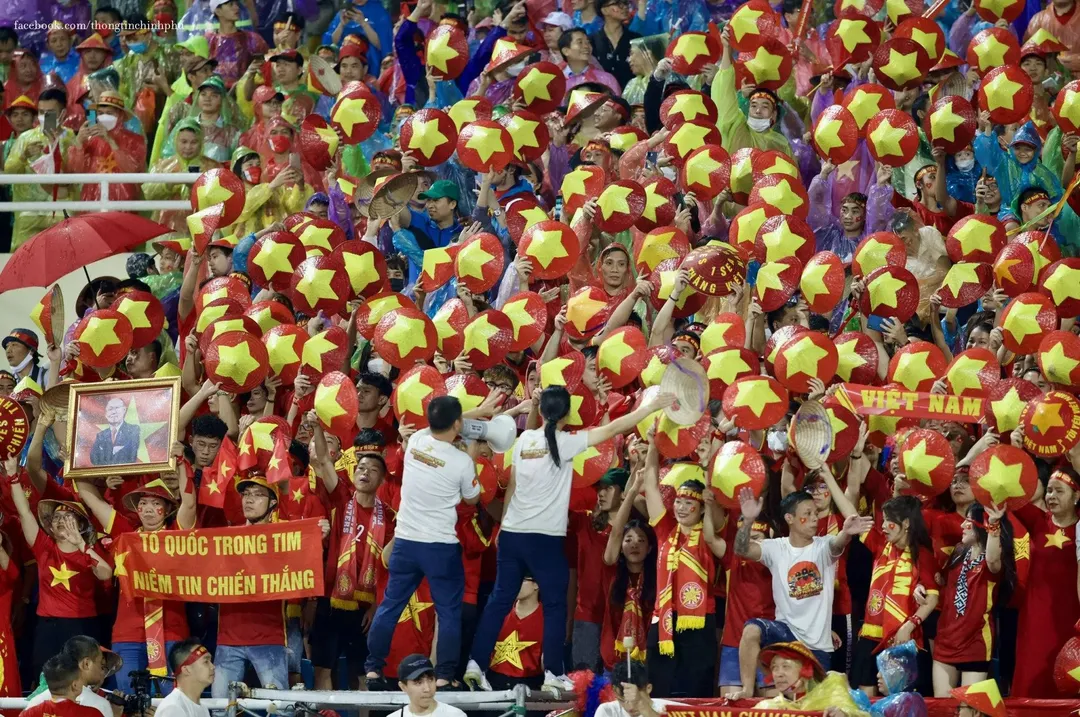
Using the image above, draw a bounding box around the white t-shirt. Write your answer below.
[395,429,480,543]
[27,687,112,717]
[387,702,468,717]
[593,699,681,717]
[155,688,211,717]
[502,428,589,537]
[758,535,839,652]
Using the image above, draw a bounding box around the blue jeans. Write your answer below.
[364,538,464,681]
[746,618,832,670]
[113,641,179,694]
[210,644,288,698]
[286,617,303,675]
[471,531,568,675]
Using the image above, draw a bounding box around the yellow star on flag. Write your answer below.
[868,271,906,309]
[835,18,871,52]
[983,70,1022,111]
[383,315,430,358]
[1043,264,1080,307]
[292,487,304,503]
[783,336,827,379]
[685,150,723,188]
[491,630,538,669]
[761,220,806,262]
[879,48,920,87]
[334,97,370,134]
[930,101,966,142]
[265,331,300,376]
[846,89,883,128]
[526,229,569,268]
[869,118,909,158]
[463,314,501,356]
[953,219,994,256]
[294,267,339,307]
[707,350,752,384]
[113,551,129,578]
[980,456,1028,506]
[730,6,763,41]
[426,30,459,73]
[668,123,713,158]
[669,93,709,122]
[1058,88,1080,129]
[990,386,1027,431]
[1042,342,1080,384]
[894,351,936,390]
[755,261,788,295]
[1045,528,1071,548]
[733,378,781,417]
[744,47,784,83]
[1030,401,1064,433]
[343,250,381,294]
[518,67,555,104]
[672,32,712,65]
[800,261,834,305]
[758,179,803,214]
[503,298,536,340]
[712,451,752,498]
[315,381,348,422]
[457,239,495,281]
[836,338,868,380]
[1004,301,1044,345]
[216,341,261,386]
[395,370,434,416]
[941,262,982,299]
[465,125,508,162]
[903,439,944,486]
[50,563,79,590]
[814,117,846,154]
[947,354,988,393]
[974,36,1011,68]
[253,237,297,281]
[116,298,151,330]
[568,291,610,332]
[597,184,634,219]
[195,174,234,209]
[81,316,120,355]
[408,118,449,159]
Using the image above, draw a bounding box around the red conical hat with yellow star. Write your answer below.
[727,0,781,51]
[635,178,678,233]
[499,109,550,163]
[649,260,708,317]
[944,347,1000,396]
[109,291,164,351]
[1038,330,1080,389]
[417,245,459,292]
[596,326,648,388]
[30,284,63,349]
[660,90,718,130]
[754,214,816,265]
[289,254,349,317]
[456,119,513,172]
[1038,258,1080,316]
[635,226,690,275]
[728,148,759,203]
[262,323,307,386]
[734,36,792,91]
[609,125,647,152]
[1054,639,1080,697]
[930,49,966,72]
[993,241,1036,296]
[444,374,490,414]
[485,37,533,74]
[972,444,1036,511]
[729,203,780,253]
[564,88,607,127]
[937,261,993,308]
[775,331,839,393]
[502,291,548,352]
[572,438,617,488]
[399,108,458,167]
[885,0,922,25]
[506,198,550,242]
[1015,229,1060,281]
[800,251,845,314]
[298,114,340,172]
[841,82,896,136]
[680,145,731,200]
[186,203,226,254]
[654,413,711,459]
[512,61,566,114]
[331,240,388,300]
[205,330,269,394]
[425,24,469,79]
[191,168,245,225]
[833,330,881,384]
[248,231,305,291]
[924,94,976,154]
[722,375,789,430]
[872,37,931,91]
[984,377,1042,432]
[704,346,759,399]
[662,121,722,166]
[709,440,767,508]
[834,0,884,17]
[293,217,347,257]
[454,233,504,293]
[975,0,1023,23]
[763,325,804,376]
[565,383,600,429]
[520,220,580,280]
[754,257,802,312]
[860,265,920,321]
[887,340,948,391]
[812,104,859,164]
[74,309,133,369]
[462,310,513,370]
[700,312,747,355]
[864,108,920,166]
[823,397,860,461]
[1053,79,1080,134]
[752,150,800,183]
[748,174,809,219]
[593,180,646,233]
[1023,27,1068,56]
[967,27,1021,75]
[331,81,381,144]
[947,214,1007,263]
[199,315,263,358]
[640,345,681,388]
[826,13,882,67]
[354,292,417,341]
[300,325,349,381]
[565,286,613,341]
[1021,390,1080,456]
[432,298,468,360]
[195,299,244,334]
[561,164,606,220]
[894,16,945,63]
[898,428,955,497]
[541,350,586,392]
[1001,291,1057,354]
[660,461,706,488]
[665,30,722,75]
[284,211,317,232]
[978,64,1033,124]
[246,298,297,336]
[314,370,358,443]
[448,95,493,131]
[393,364,447,428]
[373,307,438,369]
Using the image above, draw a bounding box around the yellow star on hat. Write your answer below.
[730,6,763,41]
[302,330,342,372]
[1058,88,1080,129]
[334,96,370,134]
[597,184,634,220]
[195,174,235,209]
[978,455,1028,505]
[463,314,501,356]
[216,341,261,385]
[846,88,884,128]
[422,247,453,281]
[983,70,1022,111]
[81,316,120,355]
[503,297,537,341]
[265,331,300,376]
[294,267,339,307]
[814,116,847,154]
[758,178,803,214]
[395,370,434,416]
[561,167,592,202]
[253,237,297,281]
[867,270,906,309]
[517,67,555,104]
[869,117,908,158]
[298,224,335,252]
[974,35,1011,68]
[1029,399,1064,433]
[879,48,921,87]
[505,115,542,155]
[526,229,570,268]
[1004,300,1044,345]
[800,261,834,305]
[733,378,782,417]
[465,125,508,162]
[980,0,1016,18]
[707,349,752,384]
[941,262,983,299]
[701,318,737,354]
[835,18,872,53]
[457,239,495,281]
[598,332,635,375]
[668,93,709,123]
[755,261,788,295]
[116,297,151,330]
[952,219,994,256]
[408,118,449,159]
[903,438,944,485]
[893,351,936,389]
[908,28,940,59]
[948,354,988,393]
[1043,263,1080,307]
[672,32,712,65]
[990,386,1027,431]
[567,291,610,333]
[668,123,713,158]
[383,314,430,357]
[684,150,723,188]
[315,381,348,422]
[1041,341,1080,384]
[712,450,752,498]
[783,335,827,379]
[929,100,966,142]
[836,337,868,380]
[761,220,806,262]
[449,98,481,129]
[744,46,784,83]
[733,206,771,248]
[541,356,577,387]
[426,30,460,73]
[343,250,381,294]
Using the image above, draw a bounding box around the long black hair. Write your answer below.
[882,495,933,567]
[609,519,657,613]
[948,503,1017,605]
[539,386,571,468]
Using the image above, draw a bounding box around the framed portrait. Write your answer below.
[65,377,181,479]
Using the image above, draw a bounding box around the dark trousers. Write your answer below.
[646,615,717,698]
[33,616,107,679]
[471,531,569,675]
[364,538,464,681]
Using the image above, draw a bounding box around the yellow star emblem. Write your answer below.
[116,298,151,330]
[383,314,430,358]
[706,349,752,384]
[800,261,834,306]
[265,331,300,376]
[755,261,788,295]
[730,6,763,41]
[294,267,339,307]
[974,36,1011,68]
[572,444,603,476]
[81,316,120,355]
[463,314,501,356]
[504,115,541,156]
[315,381,348,422]
[828,408,849,450]
[964,679,1004,707]
[1030,400,1064,433]
[1042,342,1080,384]
[302,330,341,373]
[814,117,846,155]
[667,123,713,158]
[979,0,1015,17]
[503,298,536,341]
[711,450,752,498]
[598,332,635,375]
[1058,89,1080,130]
[836,338,868,380]
[292,487,304,503]
[979,455,1028,506]
[1043,264,1080,307]
[526,229,570,269]
[298,225,335,253]
[113,551,129,578]
[408,118,449,159]
[990,386,1027,431]
[1004,300,1044,345]
[343,250,381,295]
[426,30,459,73]
[540,356,575,387]
[903,438,944,486]
[846,89,883,129]
[567,290,610,333]
[561,167,592,201]
[449,99,480,129]
[941,262,983,300]
[983,70,1022,111]
[333,96,370,134]
[908,28,939,59]
[700,320,736,354]
[248,421,277,453]
[491,630,538,670]
[783,335,827,379]
[947,354,988,393]
[314,126,340,156]
[685,150,723,188]
[836,18,871,52]
[50,562,79,590]
[930,100,966,142]
[253,237,297,281]
[465,125,508,162]
[395,370,434,416]
[744,47,784,83]
[1045,528,1071,548]
[517,67,555,104]
[668,93,709,123]
[953,219,995,257]
[672,32,712,66]
[758,179,803,214]
[457,239,495,281]
[422,247,453,280]
[597,184,634,220]
[867,270,906,309]
[893,351,936,390]
[761,220,806,262]
[869,118,908,158]
[733,378,781,417]
[216,341,261,386]
[734,206,771,248]
[195,173,235,210]
[879,48,920,87]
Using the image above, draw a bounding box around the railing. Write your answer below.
[0,172,201,213]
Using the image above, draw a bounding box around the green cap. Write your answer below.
[177,35,210,59]
[597,467,630,490]
[418,179,460,203]
[231,145,258,165]
[198,75,226,94]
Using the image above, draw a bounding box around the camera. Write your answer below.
[106,670,154,716]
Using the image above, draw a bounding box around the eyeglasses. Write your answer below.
[241,490,269,499]
[485,381,515,393]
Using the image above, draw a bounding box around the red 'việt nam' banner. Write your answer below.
[835,384,985,423]
[663,709,822,717]
[114,518,325,603]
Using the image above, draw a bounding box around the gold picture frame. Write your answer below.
[64,376,181,479]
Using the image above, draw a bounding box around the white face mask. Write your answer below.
[98,114,118,131]
[766,429,788,453]
[506,61,526,77]
[747,116,772,133]
[955,155,975,171]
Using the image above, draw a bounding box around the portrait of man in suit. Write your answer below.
[89,397,140,466]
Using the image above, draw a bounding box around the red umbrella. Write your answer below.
[0,212,170,292]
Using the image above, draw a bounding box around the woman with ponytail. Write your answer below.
[465,386,675,692]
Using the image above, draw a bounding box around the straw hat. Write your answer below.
[368,172,420,221]
[37,500,95,546]
[122,479,180,516]
[659,357,709,426]
[788,400,832,470]
[90,90,132,118]
[41,380,73,417]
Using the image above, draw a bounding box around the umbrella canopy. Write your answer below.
[0,213,172,293]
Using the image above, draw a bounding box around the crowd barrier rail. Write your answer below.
[0,173,199,213]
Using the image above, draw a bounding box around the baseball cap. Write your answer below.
[177,35,210,59]
[270,48,304,66]
[596,467,630,490]
[210,0,237,13]
[418,179,460,203]
[540,11,573,30]
[3,329,39,354]
[397,654,435,681]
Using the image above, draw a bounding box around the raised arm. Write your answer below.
[174,442,197,531]
[701,491,727,559]
[310,415,339,495]
[733,487,763,562]
[604,469,643,566]
[9,468,39,548]
[73,480,115,530]
[586,392,675,447]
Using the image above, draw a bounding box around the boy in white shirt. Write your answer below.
[594,660,679,717]
[389,655,467,717]
[155,640,214,717]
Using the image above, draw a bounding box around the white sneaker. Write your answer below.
[542,671,574,693]
[463,659,492,691]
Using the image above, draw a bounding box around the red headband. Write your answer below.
[180,646,208,672]
[1052,470,1080,493]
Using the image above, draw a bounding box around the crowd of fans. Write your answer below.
[3,0,1080,713]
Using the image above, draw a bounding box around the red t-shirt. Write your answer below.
[21,698,103,717]
[490,604,544,679]
[859,525,939,645]
[106,514,189,644]
[571,513,614,624]
[720,550,774,648]
[323,481,395,604]
[215,521,286,647]
[31,531,100,619]
[817,513,852,615]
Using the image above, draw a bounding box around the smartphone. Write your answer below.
[43,112,57,134]
[645,150,658,168]
[866,314,888,332]
[289,152,302,171]
[187,165,200,172]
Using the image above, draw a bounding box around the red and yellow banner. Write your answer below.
[836,383,984,423]
[114,519,325,603]
[664,709,822,717]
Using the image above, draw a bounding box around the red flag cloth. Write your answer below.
[199,436,238,509]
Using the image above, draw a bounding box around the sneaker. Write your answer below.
[463,660,492,691]
[542,671,574,693]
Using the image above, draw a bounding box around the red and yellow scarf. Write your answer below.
[656,516,713,655]
[614,572,647,662]
[860,541,924,645]
[331,496,387,610]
